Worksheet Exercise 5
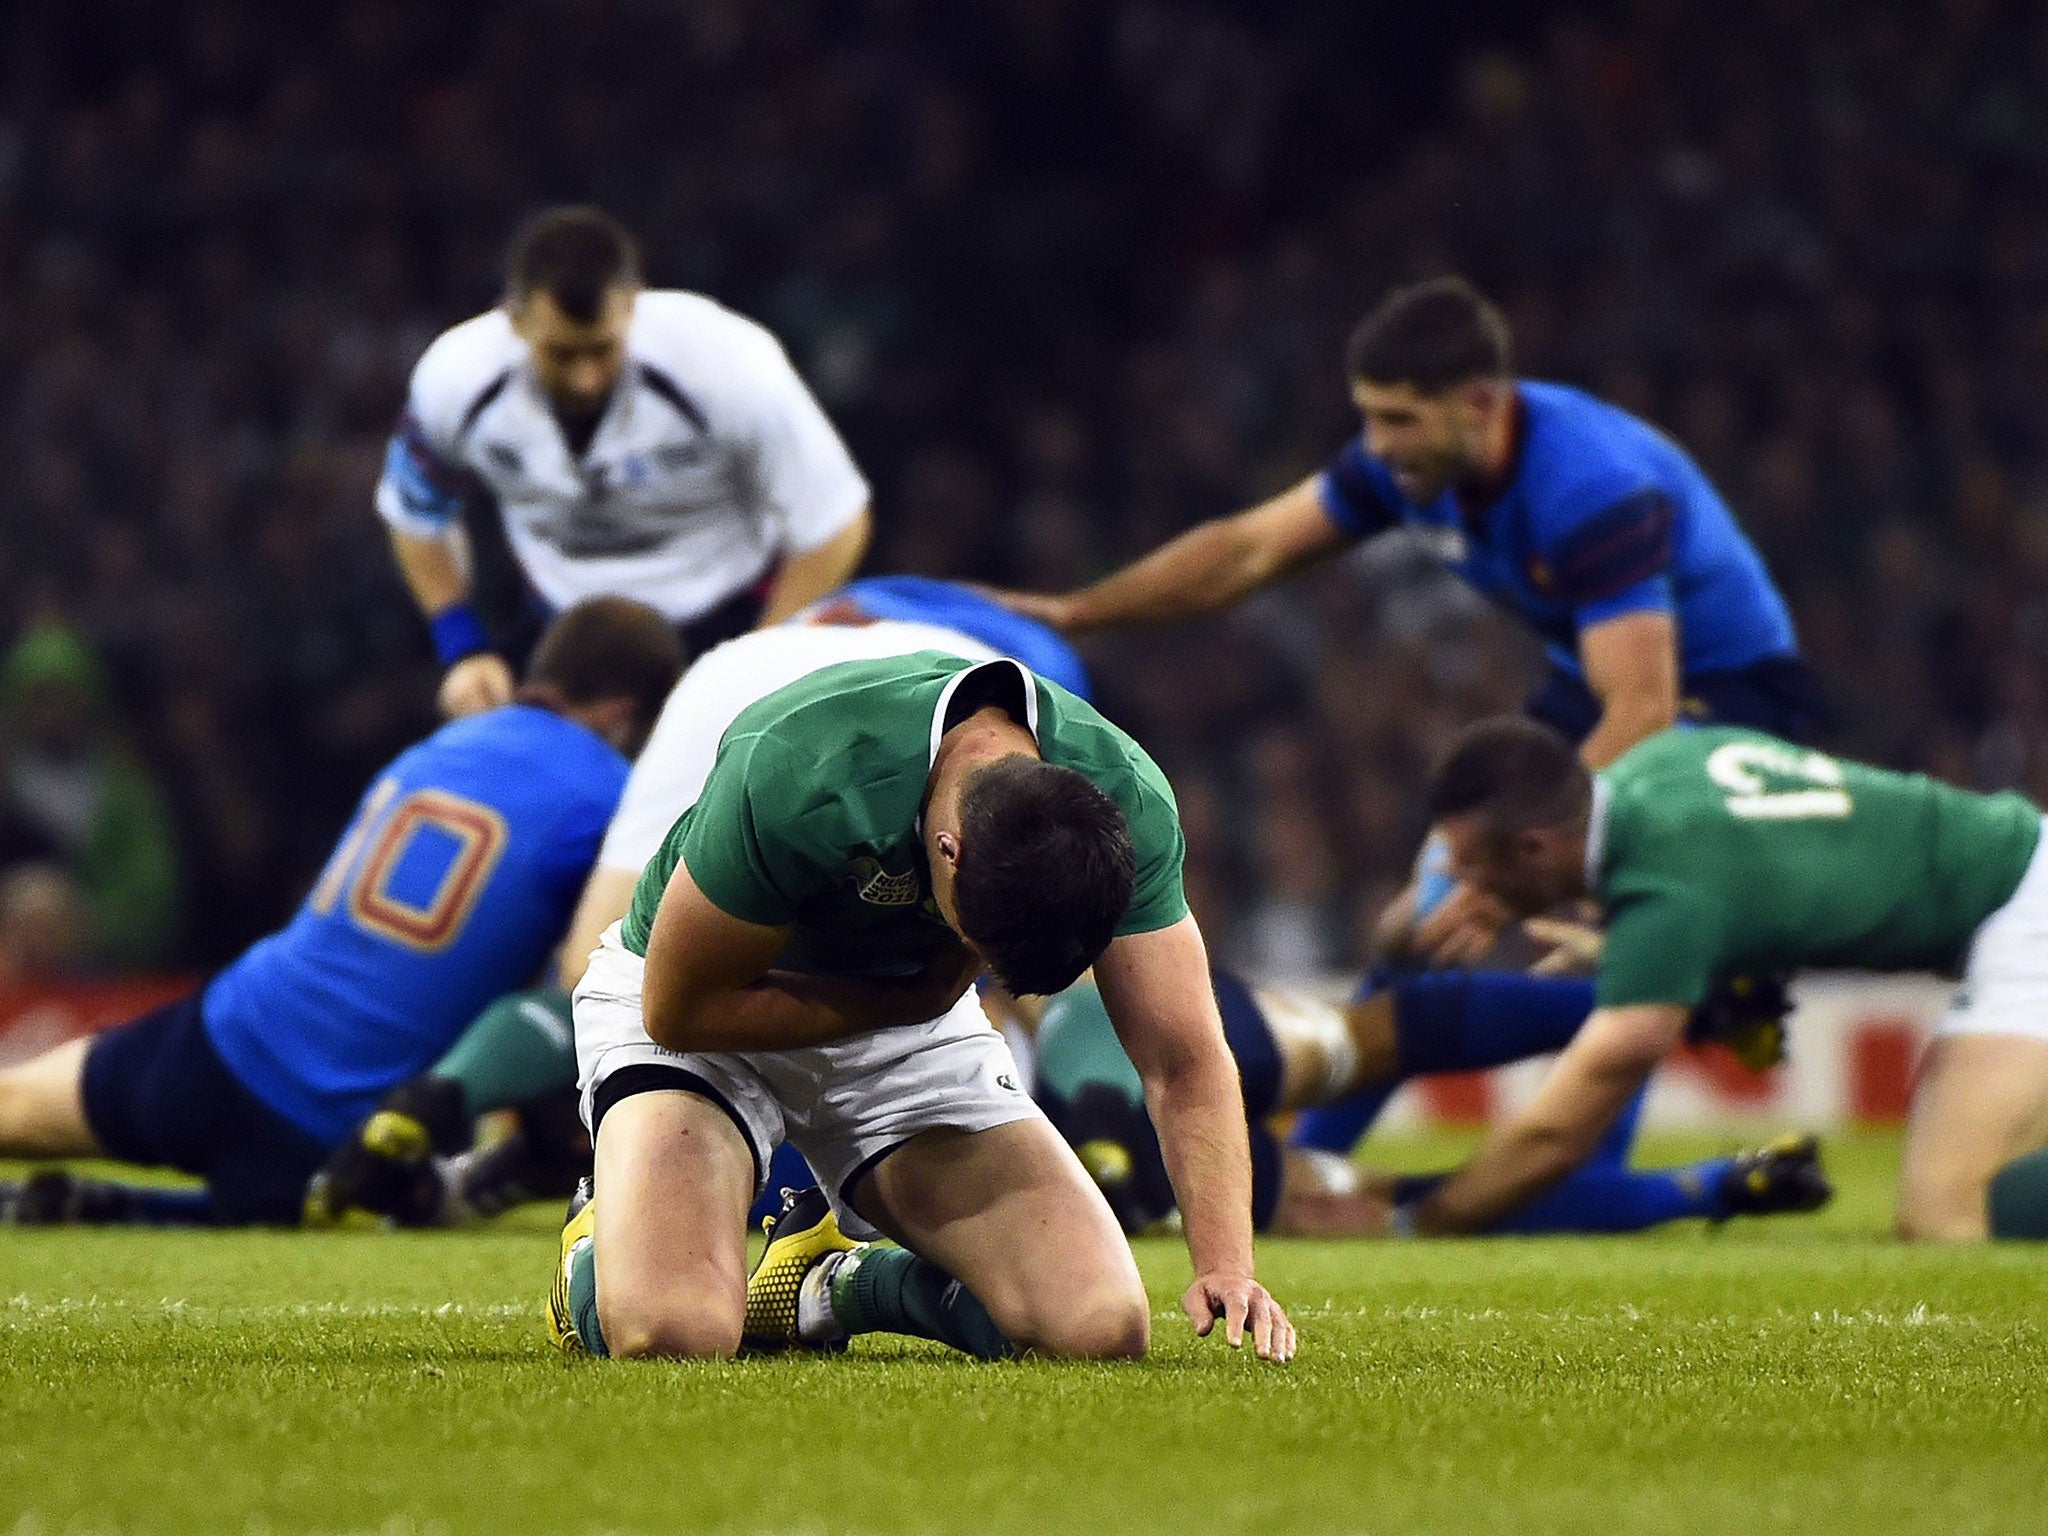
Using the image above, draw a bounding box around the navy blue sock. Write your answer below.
[1291,973,1595,1157]
[1391,972,1595,1076]
[1388,1090,1737,1232]
[1389,1156,1740,1232]
[1487,1155,1739,1232]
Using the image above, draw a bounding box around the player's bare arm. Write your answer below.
[640,861,980,1053]
[1093,915,1296,1362]
[1411,1003,1687,1235]
[999,475,1345,637]
[387,526,517,716]
[758,510,873,626]
[1575,610,1681,769]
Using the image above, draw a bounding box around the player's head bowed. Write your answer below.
[1427,717,1594,917]
[504,204,643,417]
[521,597,684,759]
[945,757,1137,996]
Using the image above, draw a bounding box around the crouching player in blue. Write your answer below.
[0,600,682,1225]
[304,575,1096,1226]
[1029,964,1829,1237]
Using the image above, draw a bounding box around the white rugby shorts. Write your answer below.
[573,923,1043,1241]
[1939,817,2048,1043]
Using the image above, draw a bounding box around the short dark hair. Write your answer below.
[525,597,683,742]
[506,206,642,323]
[1427,717,1590,835]
[1345,276,1512,393]
[953,757,1138,996]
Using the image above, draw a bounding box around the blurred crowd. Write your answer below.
[4,0,2047,979]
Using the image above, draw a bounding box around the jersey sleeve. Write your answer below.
[733,333,870,554]
[1541,487,1678,628]
[375,340,477,538]
[1595,888,1725,1009]
[1315,439,1403,542]
[1113,743,1191,937]
[675,732,829,927]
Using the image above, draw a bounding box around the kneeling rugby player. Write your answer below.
[555,650,1294,1362]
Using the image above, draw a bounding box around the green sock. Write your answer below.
[432,989,579,1117]
[829,1246,1012,1361]
[568,1232,608,1357]
[1988,1147,2048,1239]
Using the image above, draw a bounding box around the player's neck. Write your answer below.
[925,711,1041,818]
[1463,385,1523,499]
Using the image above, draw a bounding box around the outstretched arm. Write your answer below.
[1410,1003,1687,1234]
[1000,476,1346,636]
[759,510,873,625]
[1093,916,1295,1361]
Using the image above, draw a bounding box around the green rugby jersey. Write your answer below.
[1595,728,2041,1008]
[622,653,1188,977]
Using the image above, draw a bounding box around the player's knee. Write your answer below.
[598,1285,743,1361]
[1000,1274,1150,1361]
[1895,1166,1989,1243]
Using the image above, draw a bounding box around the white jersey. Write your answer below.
[595,618,999,877]
[376,290,869,623]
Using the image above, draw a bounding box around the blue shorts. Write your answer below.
[81,994,331,1225]
[1528,655,1827,746]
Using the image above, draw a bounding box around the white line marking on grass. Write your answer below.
[2,1296,533,1321]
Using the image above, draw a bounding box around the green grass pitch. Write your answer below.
[3,1131,2043,1536]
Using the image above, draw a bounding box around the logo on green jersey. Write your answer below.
[848,856,922,907]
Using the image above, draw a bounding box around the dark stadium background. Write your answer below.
[5,0,2047,981]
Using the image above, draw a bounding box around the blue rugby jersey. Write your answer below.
[203,705,626,1147]
[813,575,1095,700]
[1319,381,1797,679]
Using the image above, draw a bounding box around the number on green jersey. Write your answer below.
[1705,740,1853,821]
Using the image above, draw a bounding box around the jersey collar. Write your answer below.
[1584,773,1612,889]
[928,659,1042,766]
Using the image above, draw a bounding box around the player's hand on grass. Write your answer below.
[1183,1273,1296,1363]
[1413,882,1513,968]
[438,652,517,717]
[1523,916,1605,975]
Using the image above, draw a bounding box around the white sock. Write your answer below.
[797,1250,854,1345]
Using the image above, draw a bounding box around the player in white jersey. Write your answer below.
[554,613,1003,992]
[376,206,873,717]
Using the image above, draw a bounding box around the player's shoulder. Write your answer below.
[1517,381,1670,518]
[630,289,790,374]
[419,706,630,812]
[408,309,523,411]
[1038,677,1179,814]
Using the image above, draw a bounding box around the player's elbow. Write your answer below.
[642,1005,713,1055]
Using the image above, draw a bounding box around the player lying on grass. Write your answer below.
[1399,717,2048,1242]
[0,601,681,1225]
[1027,966,1828,1238]
[552,647,1294,1362]
[308,576,1096,1226]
